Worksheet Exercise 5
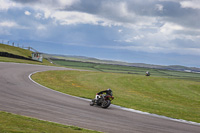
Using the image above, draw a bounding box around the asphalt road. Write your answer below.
[0,62,200,133]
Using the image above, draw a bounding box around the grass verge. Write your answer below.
[0,43,53,66]
[0,56,53,66]
[32,70,200,123]
[0,111,100,133]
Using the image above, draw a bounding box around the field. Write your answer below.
[32,70,200,123]
[52,59,200,81]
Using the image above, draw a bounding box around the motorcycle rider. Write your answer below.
[95,88,113,102]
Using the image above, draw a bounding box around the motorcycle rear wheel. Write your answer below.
[101,100,111,108]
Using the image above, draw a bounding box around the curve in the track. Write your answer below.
[0,62,200,133]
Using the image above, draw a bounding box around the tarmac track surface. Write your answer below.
[0,62,200,133]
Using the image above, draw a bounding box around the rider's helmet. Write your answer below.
[107,88,112,95]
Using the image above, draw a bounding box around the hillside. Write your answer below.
[0,43,53,65]
[0,43,32,58]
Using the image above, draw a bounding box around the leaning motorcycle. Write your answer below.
[90,94,114,108]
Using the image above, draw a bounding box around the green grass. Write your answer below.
[52,59,200,81]
[32,70,200,123]
[0,43,53,66]
[0,43,32,58]
[0,56,52,65]
[0,111,100,133]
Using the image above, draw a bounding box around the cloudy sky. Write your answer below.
[0,0,200,67]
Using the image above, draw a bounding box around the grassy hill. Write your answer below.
[0,43,32,58]
[0,43,53,65]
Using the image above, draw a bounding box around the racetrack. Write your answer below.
[0,62,200,133]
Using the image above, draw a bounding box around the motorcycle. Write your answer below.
[90,94,114,108]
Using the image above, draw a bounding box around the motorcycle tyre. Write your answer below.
[101,100,111,108]
[90,99,95,106]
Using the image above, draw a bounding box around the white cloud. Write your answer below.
[24,11,31,16]
[118,2,132,18]
[43,9,52,19]
[0,21,28,35]
[51,11,100,25]
[35,13,43,19]
[58,0,80,7]
[0,21,28,30]
[124,35,144,43]
[160,22,184,34]
[155,4,164,11]
[180,0,200,9]
[47,10,122,27]
[37,25,46,30]
[118,29,123,33]
[0,0,17,11]
[0,21,18,27]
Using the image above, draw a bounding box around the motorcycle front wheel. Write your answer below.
[101,100,111,108]
[90,99,95,106]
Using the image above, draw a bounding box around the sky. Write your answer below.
[0,0,200,67]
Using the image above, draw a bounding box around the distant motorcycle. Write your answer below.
[90,94,114,108]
